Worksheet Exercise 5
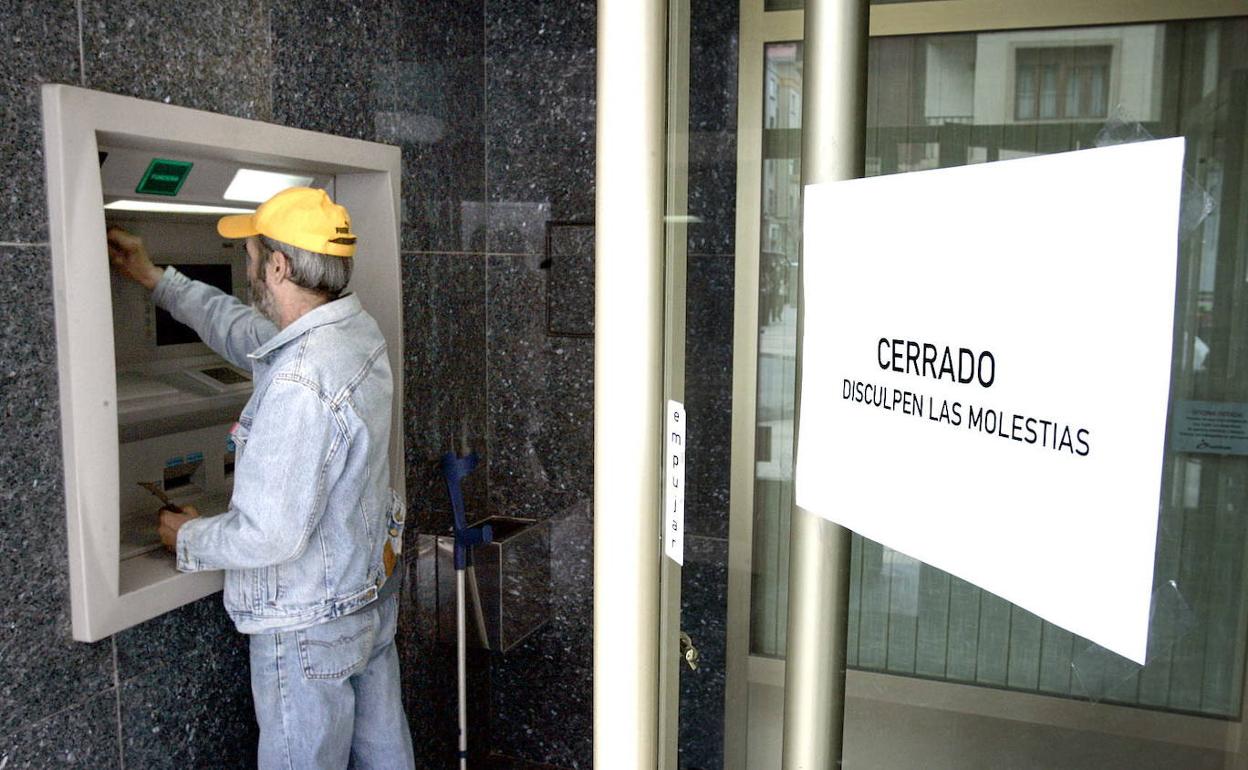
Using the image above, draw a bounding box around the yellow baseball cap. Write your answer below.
[217,187,357,258]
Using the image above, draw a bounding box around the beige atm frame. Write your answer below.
[42,84,405,642]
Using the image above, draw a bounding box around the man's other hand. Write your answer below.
[107,228,164,290]
[158,505,200,552]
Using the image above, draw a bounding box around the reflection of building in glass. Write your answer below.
[1014,46,1112,120]
[762,44,802,326]
[866,26,1165,173]
[752,19,1248,723]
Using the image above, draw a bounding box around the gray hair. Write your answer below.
[258,236,353,299]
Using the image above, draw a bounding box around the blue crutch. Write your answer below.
[442,451,491,770]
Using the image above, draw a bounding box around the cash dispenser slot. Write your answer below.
[162,455,202,491]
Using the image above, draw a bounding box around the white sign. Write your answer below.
[795,139,1186,664]
[664,401,686,565]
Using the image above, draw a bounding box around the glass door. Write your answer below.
[658,1,1248,768]
[730,7,1248,769]
[656,0,741,768]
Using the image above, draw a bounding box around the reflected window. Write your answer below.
[1015,46,1112,121]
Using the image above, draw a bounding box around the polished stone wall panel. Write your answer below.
[0,578,112,737]
[546,222,595,337]
[684,255,734,540]
[489,502,593,768]
[490,632,593,769]
[81,0,272,121]
[397,0,487,253]
[270,0,399,139]
[689,0,739,135]
[478,6,598,762]
[0,690,121,769]
[485,755,574,770]
[402,253,490,536]
[686,0,739,258]
[398,540,493,769]
[118,639,258,769]
[114,601,254,768]
[0,2,80,243]
[484,0,595,255]
[678,536,729,770]
[486,256,594,521]
[404,136,489,253]
[0,247,114,736]
[397,543,454,767]
[687,131,740,257]
[114,594,242,681]
[679,5,738,765]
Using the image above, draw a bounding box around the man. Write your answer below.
[107,187,415,770]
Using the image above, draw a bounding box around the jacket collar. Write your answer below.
[247,294,362,360]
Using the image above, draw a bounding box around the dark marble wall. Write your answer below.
[0,0,485,767]
[476,2,597,767]
[679,0,740,768]
[1,0,277,765]
[2,0,737,766]
[386,0,599,766]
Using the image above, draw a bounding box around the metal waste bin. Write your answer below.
[436,515,551,651]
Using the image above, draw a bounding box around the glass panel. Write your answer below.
[1066,65,1084,116]
[1039,62,1059,117]
[749,18,1248,720]
[1089,64,1108,116]
[751,41,803,657]
[1016,65,1037,120]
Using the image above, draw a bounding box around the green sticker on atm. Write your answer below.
[135,158,193,197]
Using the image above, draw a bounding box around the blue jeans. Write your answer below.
[249,595,415,770]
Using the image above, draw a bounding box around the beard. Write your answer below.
[250,275,281,325]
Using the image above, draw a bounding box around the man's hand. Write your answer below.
[158,505,200,552]
[107,228,164,290]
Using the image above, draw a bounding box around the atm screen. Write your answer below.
[155,264,234,346]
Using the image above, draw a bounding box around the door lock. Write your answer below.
[679,631,700,671]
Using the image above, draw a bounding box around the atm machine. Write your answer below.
[103,149,336,589]
[42,85,404,641]
[108,209,252,588]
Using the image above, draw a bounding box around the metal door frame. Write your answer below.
[594,1,667,767]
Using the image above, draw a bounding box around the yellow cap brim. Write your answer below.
[217,213,259,239]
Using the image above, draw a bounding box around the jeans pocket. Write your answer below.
[294,612,376,681]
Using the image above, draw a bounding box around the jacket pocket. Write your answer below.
[264,565,280,603]
[295,611,376,680]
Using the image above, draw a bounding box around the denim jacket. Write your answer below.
[153,268,403,634]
